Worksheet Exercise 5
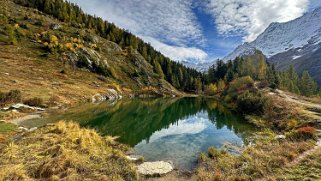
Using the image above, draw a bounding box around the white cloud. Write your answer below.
[205,0,310,42]
[68,0,205,46]
[68,0,209,63]
[142,36,208,63]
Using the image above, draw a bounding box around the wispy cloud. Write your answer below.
[68,0,317,63]
[204,0,310,42]
[142,36,208,63]
[69,0,205,46]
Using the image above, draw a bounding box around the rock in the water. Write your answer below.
[275,135,286,139]
[106,89,120,100]
[91,93,106,103]
[137,161,173,176]
[5,103,45,111]
[91,89,121,103]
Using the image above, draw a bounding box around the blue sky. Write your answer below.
[69,0,321,65]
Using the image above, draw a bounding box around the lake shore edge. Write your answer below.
[1,90,321,180]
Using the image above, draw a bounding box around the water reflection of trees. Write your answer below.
[206,99,257,139]
[55,98,257,146]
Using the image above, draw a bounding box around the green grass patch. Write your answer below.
[0,122,17,134]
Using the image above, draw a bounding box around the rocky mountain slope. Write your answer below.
[224,7,321,85]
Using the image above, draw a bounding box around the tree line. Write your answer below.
[204,51,319,97]
[14,0,203,93]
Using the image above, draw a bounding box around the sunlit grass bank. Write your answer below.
[0,121,138,180]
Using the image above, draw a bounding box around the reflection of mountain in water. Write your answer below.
[27,97,258,170]
[49,98,256,146]
[81,98,206,146]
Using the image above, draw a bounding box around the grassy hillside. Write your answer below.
[11,0,204,93]
[0,0,186,106]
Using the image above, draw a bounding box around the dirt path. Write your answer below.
[276,90,321,108]
[271,89,321,120]
[287,133,321,167]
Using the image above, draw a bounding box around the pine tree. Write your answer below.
[257,55,267,80]
[217,79,226,92]
[5,24,17,45]
[43,0,51,14]
[299,71,318,97]
[195,77,202,94]
[153,60,164,79]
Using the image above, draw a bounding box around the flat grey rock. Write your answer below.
[137,161,173,176]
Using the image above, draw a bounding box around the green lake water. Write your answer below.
[22,97,258,170]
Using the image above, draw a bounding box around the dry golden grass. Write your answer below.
[0,121,138,181]
[196,131,316,181]
[273,147,321,180]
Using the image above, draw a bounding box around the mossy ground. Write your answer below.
[0,122,16,134]
[0,121,17,143]
[0,121,138,180]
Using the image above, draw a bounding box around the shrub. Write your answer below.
[23,97,43,107]
[286,126,317,141]
[0,90,22,107]
[206,83,218,96]
[5,24,17,45]
[263,96,299,126]
[227,76,254,94]
[236,91,267,115]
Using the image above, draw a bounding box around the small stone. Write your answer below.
[275,135,286,139]
[18,127,28,131]
[28,127,38,132]
[137,161,173,176]
[126,155,141,161]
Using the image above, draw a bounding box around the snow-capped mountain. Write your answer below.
[182,60,216,72]
[223,7,321,86]
[224,7,321,61]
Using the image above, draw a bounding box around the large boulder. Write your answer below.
[137,161,173,176]
[91,89,121,103]
[1,103,45,111]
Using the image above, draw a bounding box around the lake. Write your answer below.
[22,97,258,170]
